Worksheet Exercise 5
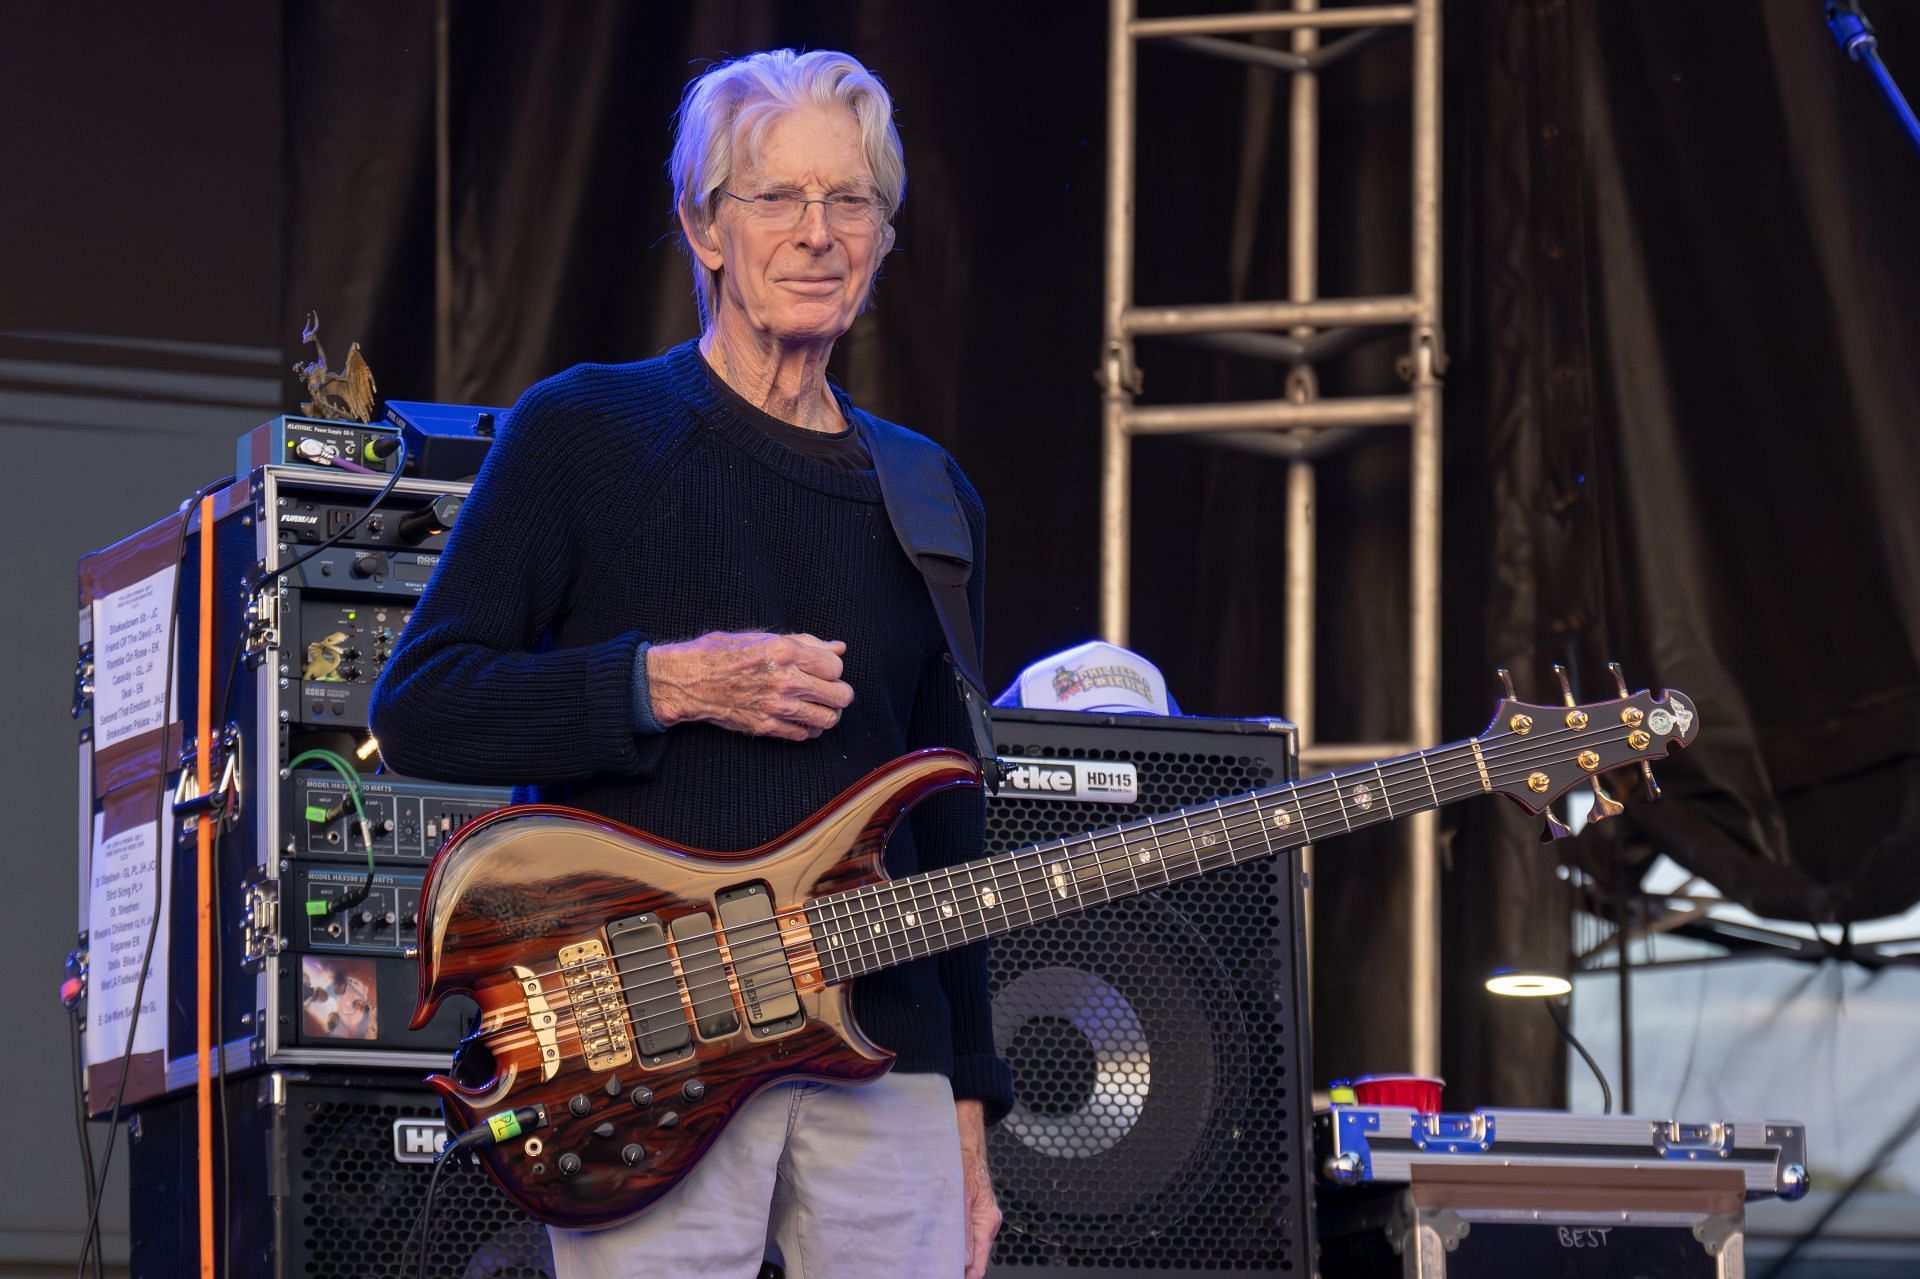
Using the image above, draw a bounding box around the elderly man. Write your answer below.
[370,48,1010,1279]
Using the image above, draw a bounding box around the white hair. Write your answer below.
[670,49,906,328]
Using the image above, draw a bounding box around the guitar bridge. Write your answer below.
[558,939,634,1072]
[511,964,562,1081]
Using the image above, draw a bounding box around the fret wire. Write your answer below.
[958,859,990,943]
[1211,799,1236,867]
[900,873,926,961]
[1330,770,1356,833]
[1062,837,1091,914]
[929,866,961,950]
[808,902,836,982]
[1373,761,1396,819]
[1174,810,1205,881]
[1252,794,1278,860]
[830,892,857,979]
[1418,748,1442,808]
[1117,818,1146,898]
[1009,844,1043,931]
[872,882,902,970]
[842,887,872,978]
[835,895,855,981]
[1090,828,1126,905]
[860,885,887,973]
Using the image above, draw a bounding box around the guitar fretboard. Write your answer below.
[804,737,1494,982]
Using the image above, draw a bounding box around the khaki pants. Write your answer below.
[549,1073,966,1279]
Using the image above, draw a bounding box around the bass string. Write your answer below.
[490,713,1635,995]
[470,736,1618,1045]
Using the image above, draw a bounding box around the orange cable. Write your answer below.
[194,495,215,1279]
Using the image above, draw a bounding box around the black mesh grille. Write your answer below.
[984,714,1309,1274]
[291,1087,554,1279]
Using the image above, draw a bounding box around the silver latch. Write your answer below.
[242,586,281,666]
[242,878,282,968]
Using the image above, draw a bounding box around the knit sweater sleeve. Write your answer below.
[906,462,1016,1124]
[369,374,667,784]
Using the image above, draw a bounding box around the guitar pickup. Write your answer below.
[608,913,693,1064]
[670,913,740,1039]
[716,883,803,1035]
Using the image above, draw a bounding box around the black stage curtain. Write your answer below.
[282,0,1920,1106]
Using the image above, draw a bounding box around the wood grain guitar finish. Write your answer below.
[414,680,1698,1229]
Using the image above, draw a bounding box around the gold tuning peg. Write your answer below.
[1606,661,1630,699]
[1497,667,1517,699]
[1640,761,1661,800]
[1589,780,1625,821]
[1551,663,1577,707]
[1540,812,1573,842]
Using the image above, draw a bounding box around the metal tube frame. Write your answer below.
[1100,0,1445,1076]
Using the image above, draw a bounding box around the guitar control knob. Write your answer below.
[620,1143,646,1167]
[568,1094,592,1118]
[557,1152,582,1177]
[629,1087,654,1109]
[682,1079,706,1101]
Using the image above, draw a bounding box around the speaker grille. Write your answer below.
[985,716,1309,1274]
[290,1085,554,1279]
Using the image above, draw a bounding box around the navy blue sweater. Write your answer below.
[370,341,1013,1120]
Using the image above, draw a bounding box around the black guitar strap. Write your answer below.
[856,415,1004,792]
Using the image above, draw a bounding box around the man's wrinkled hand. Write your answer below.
[648,632,854,741]
[956,1100,1001,1279]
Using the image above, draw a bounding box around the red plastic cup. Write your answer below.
[1352,1074,1445,1112]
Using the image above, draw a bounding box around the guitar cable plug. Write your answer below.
[450,1104,547,1153]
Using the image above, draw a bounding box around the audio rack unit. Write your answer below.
[76,457,515,1113]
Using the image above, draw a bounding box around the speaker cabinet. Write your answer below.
[983,709,1312,1277]
[129,1071,554,1279]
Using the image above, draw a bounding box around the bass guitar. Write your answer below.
[412,669,1696,1228]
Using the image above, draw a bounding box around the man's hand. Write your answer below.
[647,632,855,741]
[956,1099,1001,1279]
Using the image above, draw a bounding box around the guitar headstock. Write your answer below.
[1476,662,1697,840]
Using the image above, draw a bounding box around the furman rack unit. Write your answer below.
[76,454,512,1113]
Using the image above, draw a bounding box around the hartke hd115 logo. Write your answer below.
[997,757,1139,803]
[393,1117,447,1163]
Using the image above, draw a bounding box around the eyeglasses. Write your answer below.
[717,187,891,232]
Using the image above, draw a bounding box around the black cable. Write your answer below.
[1545,996,1613,1116]
[1759,1088,1920,1279]
[66,1004,103,1279]
[75,473,234,1279]
[412,1107,543,1279]
[255,439,410,593]
[415,1150,453,1279]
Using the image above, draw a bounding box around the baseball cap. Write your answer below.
[993,640,1180,716]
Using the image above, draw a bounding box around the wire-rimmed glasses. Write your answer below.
[717,187,892,232]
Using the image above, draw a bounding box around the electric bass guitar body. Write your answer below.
[414,678,1698,1231]
[413,749,976,1230]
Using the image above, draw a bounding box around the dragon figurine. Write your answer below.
[292,311,380,423]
